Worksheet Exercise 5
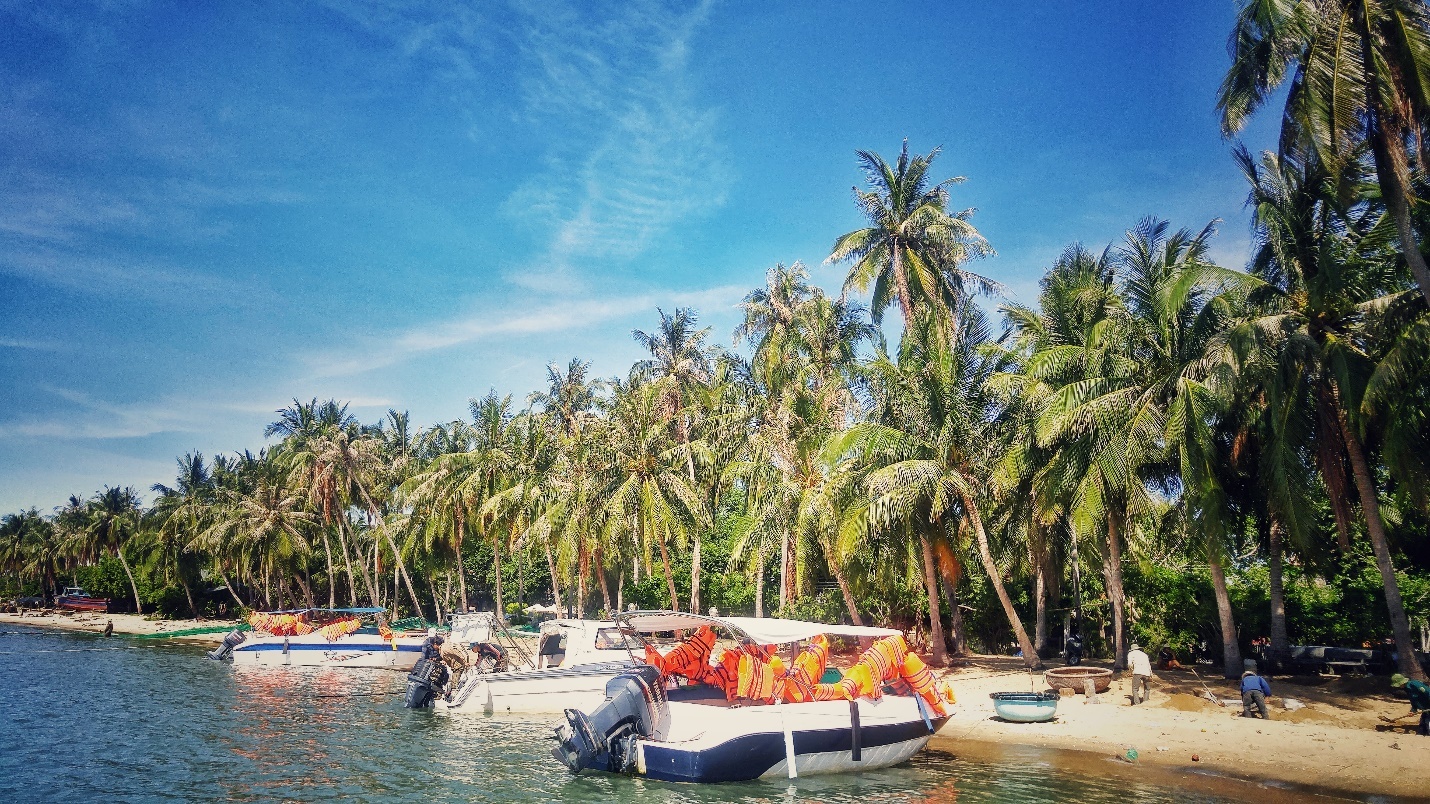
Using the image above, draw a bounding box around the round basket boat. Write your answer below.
[1043,666,1113,693]
[989,691,1060,722]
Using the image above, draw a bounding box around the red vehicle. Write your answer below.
[56,587,110,612]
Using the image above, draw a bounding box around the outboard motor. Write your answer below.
[552,665,669,774]
[207,629,247,661]
[404,657,450,709]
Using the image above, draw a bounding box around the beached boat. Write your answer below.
[989,691,1059,722]
[411,614,639,714]
[551,611,953,782]
[56,587,109,612]
[208,607,427,669]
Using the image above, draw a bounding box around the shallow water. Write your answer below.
[0,626,1347,802]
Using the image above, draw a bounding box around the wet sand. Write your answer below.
[932,656,1430,801]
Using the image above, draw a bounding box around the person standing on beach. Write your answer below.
[1390,673,1430,736]
[1127,643,1152,704]
[1241,670,1271,719]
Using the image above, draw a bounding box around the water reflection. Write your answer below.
[0,626,1342,803]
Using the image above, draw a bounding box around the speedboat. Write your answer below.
[409,614,639,714]
[207,607,427,668]
[56,587,109,612]
[551,611,955,783]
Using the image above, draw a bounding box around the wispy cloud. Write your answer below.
[498,0,729,291]
[304,283,745,377]
[0,337,65,352]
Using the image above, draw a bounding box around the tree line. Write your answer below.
[3,1,1430,681]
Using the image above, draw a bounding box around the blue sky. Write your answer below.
[0,0,1280,512]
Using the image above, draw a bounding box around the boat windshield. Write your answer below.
[593,627,638,650]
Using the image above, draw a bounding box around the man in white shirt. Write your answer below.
[1127,642,1152,705]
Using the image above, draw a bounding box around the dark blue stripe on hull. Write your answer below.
[640,716,947,783]
[237,643,423,652]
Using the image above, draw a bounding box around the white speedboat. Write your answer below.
[208,607,427,669]
[413,614,639,714]
[552,611,952,782]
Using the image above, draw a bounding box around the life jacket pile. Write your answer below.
[641,630,955,715]
[246,612,314,636]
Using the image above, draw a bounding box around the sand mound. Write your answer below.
[1158,692,1220,712]
[1278,707,1339,725]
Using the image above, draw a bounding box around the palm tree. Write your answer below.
[633,308,716,613]
[85,486,145,614]
[0,509,59,602]
[834,307,1040,668]
[268,399,359,606]
[826,140,993,337]
[206,459,314,610]
[1231,143,1428,681]
[1220,0,1430,306]
[148,452,215,618]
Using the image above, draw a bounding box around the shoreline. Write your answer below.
[0,611,236,644]
[933,657,1430,802]
[5,615,1427,799]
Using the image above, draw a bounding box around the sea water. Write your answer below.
[0,626,1338,803]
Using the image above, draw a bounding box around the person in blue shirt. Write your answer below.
[1241,670,1271,719]
[1390,673,1430,736]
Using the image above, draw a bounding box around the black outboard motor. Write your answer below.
[207,629,247,661]
[552,665,669,774]
[404,657,450,709]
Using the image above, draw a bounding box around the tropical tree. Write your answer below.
[83,486,146,614]
[1220,0,1430,306]
[148,452,215,617]
[826,140,993,337]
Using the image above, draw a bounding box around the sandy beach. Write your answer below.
[0,610,235,644]
[6,612,1427,799]
[932,656,1430,801]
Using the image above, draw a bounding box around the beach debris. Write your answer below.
[1156,746,1169,752]
[1281,698,1305,711]
[1191,754,1200,762]
[1083,678,1100,703]
[1390,742,1400,750]
[1123,748,1139,762]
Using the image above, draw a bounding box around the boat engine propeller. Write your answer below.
[552,665,669,775]
[206,629,247,661]
[404,658,450,709]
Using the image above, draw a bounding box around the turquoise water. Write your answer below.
[0,626,1331,802]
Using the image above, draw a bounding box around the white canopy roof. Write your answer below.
[616,610,900,644]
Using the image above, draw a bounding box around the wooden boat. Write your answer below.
[989,691,1059,722]
[1044,665,1113,693]
[56,587,109,612]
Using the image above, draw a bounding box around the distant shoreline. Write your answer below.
[0,611,235,644]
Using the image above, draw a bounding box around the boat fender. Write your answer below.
[848,699,862,762]
[206,628,248,661]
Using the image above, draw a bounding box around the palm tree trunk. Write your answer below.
[332,519,360,606]
[778,528,790,612]
[1208,550,1242,679]
[918,530,947,666]
[594,542,614,614]
[1356,6,1430,308]
[826,543,864,626]
[543,532,563,611]
[755,541,766,618]
[492,528,505,622]
[1105,505,1128,670]
[180,573,200,619]
[938,558,966,655]
[1034,558,1049,659]
[577,538,589,618]
[217,564,244,608]
[1268,516,1290,667]
[428,575,443,624]
[1338,402,1428,681]
[891,240,916,331]
[655,530,678,611]
[319,530,337,608]
[115,546,143,615]
[380,528,423,619]
[295,571,315,610]
[454,507,469,612]
[966,500,1040,668]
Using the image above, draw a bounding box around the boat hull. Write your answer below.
[57,597,109,612]
[231,633,424,669]
[635,698,947,783]
[440,659,636,715]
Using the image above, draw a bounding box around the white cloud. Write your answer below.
[303,283,744,377]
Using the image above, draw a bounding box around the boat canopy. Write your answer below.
[255,607,388,615]
[616,610,901,644]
